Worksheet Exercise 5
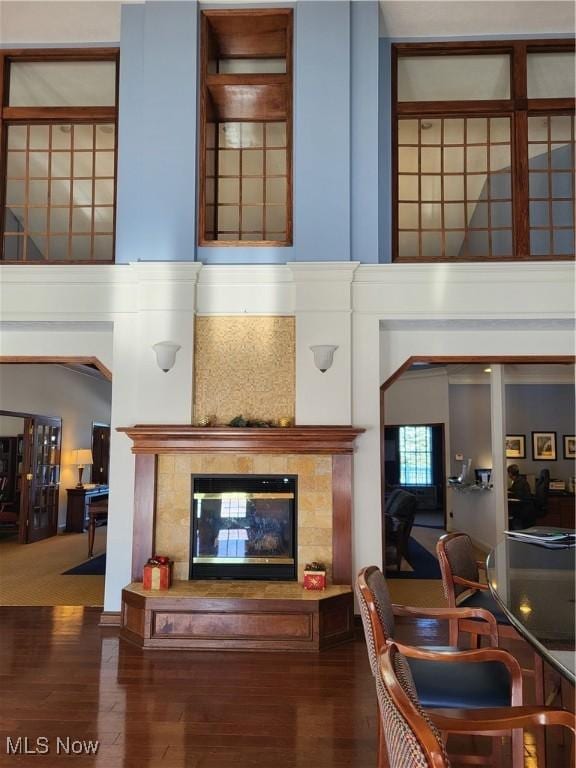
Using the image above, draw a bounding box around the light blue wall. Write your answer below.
[351,1,380,263]
[115,0,381,264]
[116,2,198,263]
[292,1,350,262]
[378,38,392,263]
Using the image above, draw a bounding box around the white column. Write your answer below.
[104,263,201,611]
[490,363,508,543]
[289,262,359,425]
[351,311,382,574]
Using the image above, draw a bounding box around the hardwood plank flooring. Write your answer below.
[0,607,573,767]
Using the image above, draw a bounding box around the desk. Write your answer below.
[544,492,575,529]
[66,486,109,532]
[487,536,575,683]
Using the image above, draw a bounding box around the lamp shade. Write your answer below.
[310,345,338,373]
[73,449,93,466]
[153,341,181,372]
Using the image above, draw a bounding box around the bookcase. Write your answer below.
[0,435,23,505]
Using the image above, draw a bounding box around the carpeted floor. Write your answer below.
[385,536,442,579]
[63,552,106,575]
[0,527,106,606]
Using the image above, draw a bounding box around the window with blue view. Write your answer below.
[399,425,433,486]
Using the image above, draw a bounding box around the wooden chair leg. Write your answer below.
[88,516,96,558]
[511,728,525,768]
[532,653,546,766]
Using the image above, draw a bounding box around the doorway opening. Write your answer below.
[384,423,446,529]
[380,355,575,581]
[0,360,111,607]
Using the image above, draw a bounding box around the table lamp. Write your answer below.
[73,449,93,488]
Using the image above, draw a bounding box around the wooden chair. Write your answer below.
[436,533,545,679]
[376,641,575,768]
[436,532,546,761]
[356,566,524,768]
[87,500,108,557]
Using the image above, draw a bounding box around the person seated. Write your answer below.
[507,464,537,529]
[507,464,532,500]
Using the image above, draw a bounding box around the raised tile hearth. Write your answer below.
[121,580,354,651]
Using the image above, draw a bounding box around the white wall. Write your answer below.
[385,369,450,425]
[0,364,112,527]
[448,383,493,547]
[0,260,574,610]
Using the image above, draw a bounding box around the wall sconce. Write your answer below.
[153,341,181,373]
[72,449,93,488]
[310,345,338,373]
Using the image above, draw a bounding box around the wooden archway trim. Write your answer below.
[380,355,575,393]
[0,356,112,381]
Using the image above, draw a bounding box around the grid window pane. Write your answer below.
[399,426,433,486]
[397,116,513,258]
[3,123,116,261]
[207,121,289,242]
[528,115,575,257]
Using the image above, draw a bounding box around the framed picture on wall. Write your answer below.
[532,431,557,461]
[564,435,576,460]
[505,435,525,459]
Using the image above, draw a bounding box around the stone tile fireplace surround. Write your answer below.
[117,426,364,651]
[119,426,364,585]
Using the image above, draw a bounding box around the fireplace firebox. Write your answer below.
[190,475,297,580]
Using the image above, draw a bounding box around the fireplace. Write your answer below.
[190,475,297,581]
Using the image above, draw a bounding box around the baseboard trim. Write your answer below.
[99,611,121,627]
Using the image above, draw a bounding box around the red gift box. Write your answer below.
[303,570,326,590]
[143,556,172,590]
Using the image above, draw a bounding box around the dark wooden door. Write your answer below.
[91,424,110,485]
[23,416,62,543]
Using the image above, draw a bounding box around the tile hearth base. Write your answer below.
[121,581,354,652]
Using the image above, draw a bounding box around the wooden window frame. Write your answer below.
[392,39,576,263]
[198,9,293,247]
[0,48,119,264]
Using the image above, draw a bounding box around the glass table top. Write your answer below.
[487,534,575,683]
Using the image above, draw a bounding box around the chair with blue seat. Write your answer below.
[436,531,545,745]
[375,641,576,768]
[356,565,524,768]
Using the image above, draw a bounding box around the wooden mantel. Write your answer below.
[118,425,365,584]
[118,425,364,454]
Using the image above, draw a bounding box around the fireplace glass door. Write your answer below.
[191,475,297,580]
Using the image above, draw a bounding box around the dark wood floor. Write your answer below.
[0,607,376,767]
[0,607,573,767]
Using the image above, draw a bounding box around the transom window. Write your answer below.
[0,51,118,263]
[399,426,433,486]
[393,40,575,262]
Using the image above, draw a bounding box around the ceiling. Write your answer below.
[0,1,573,44]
